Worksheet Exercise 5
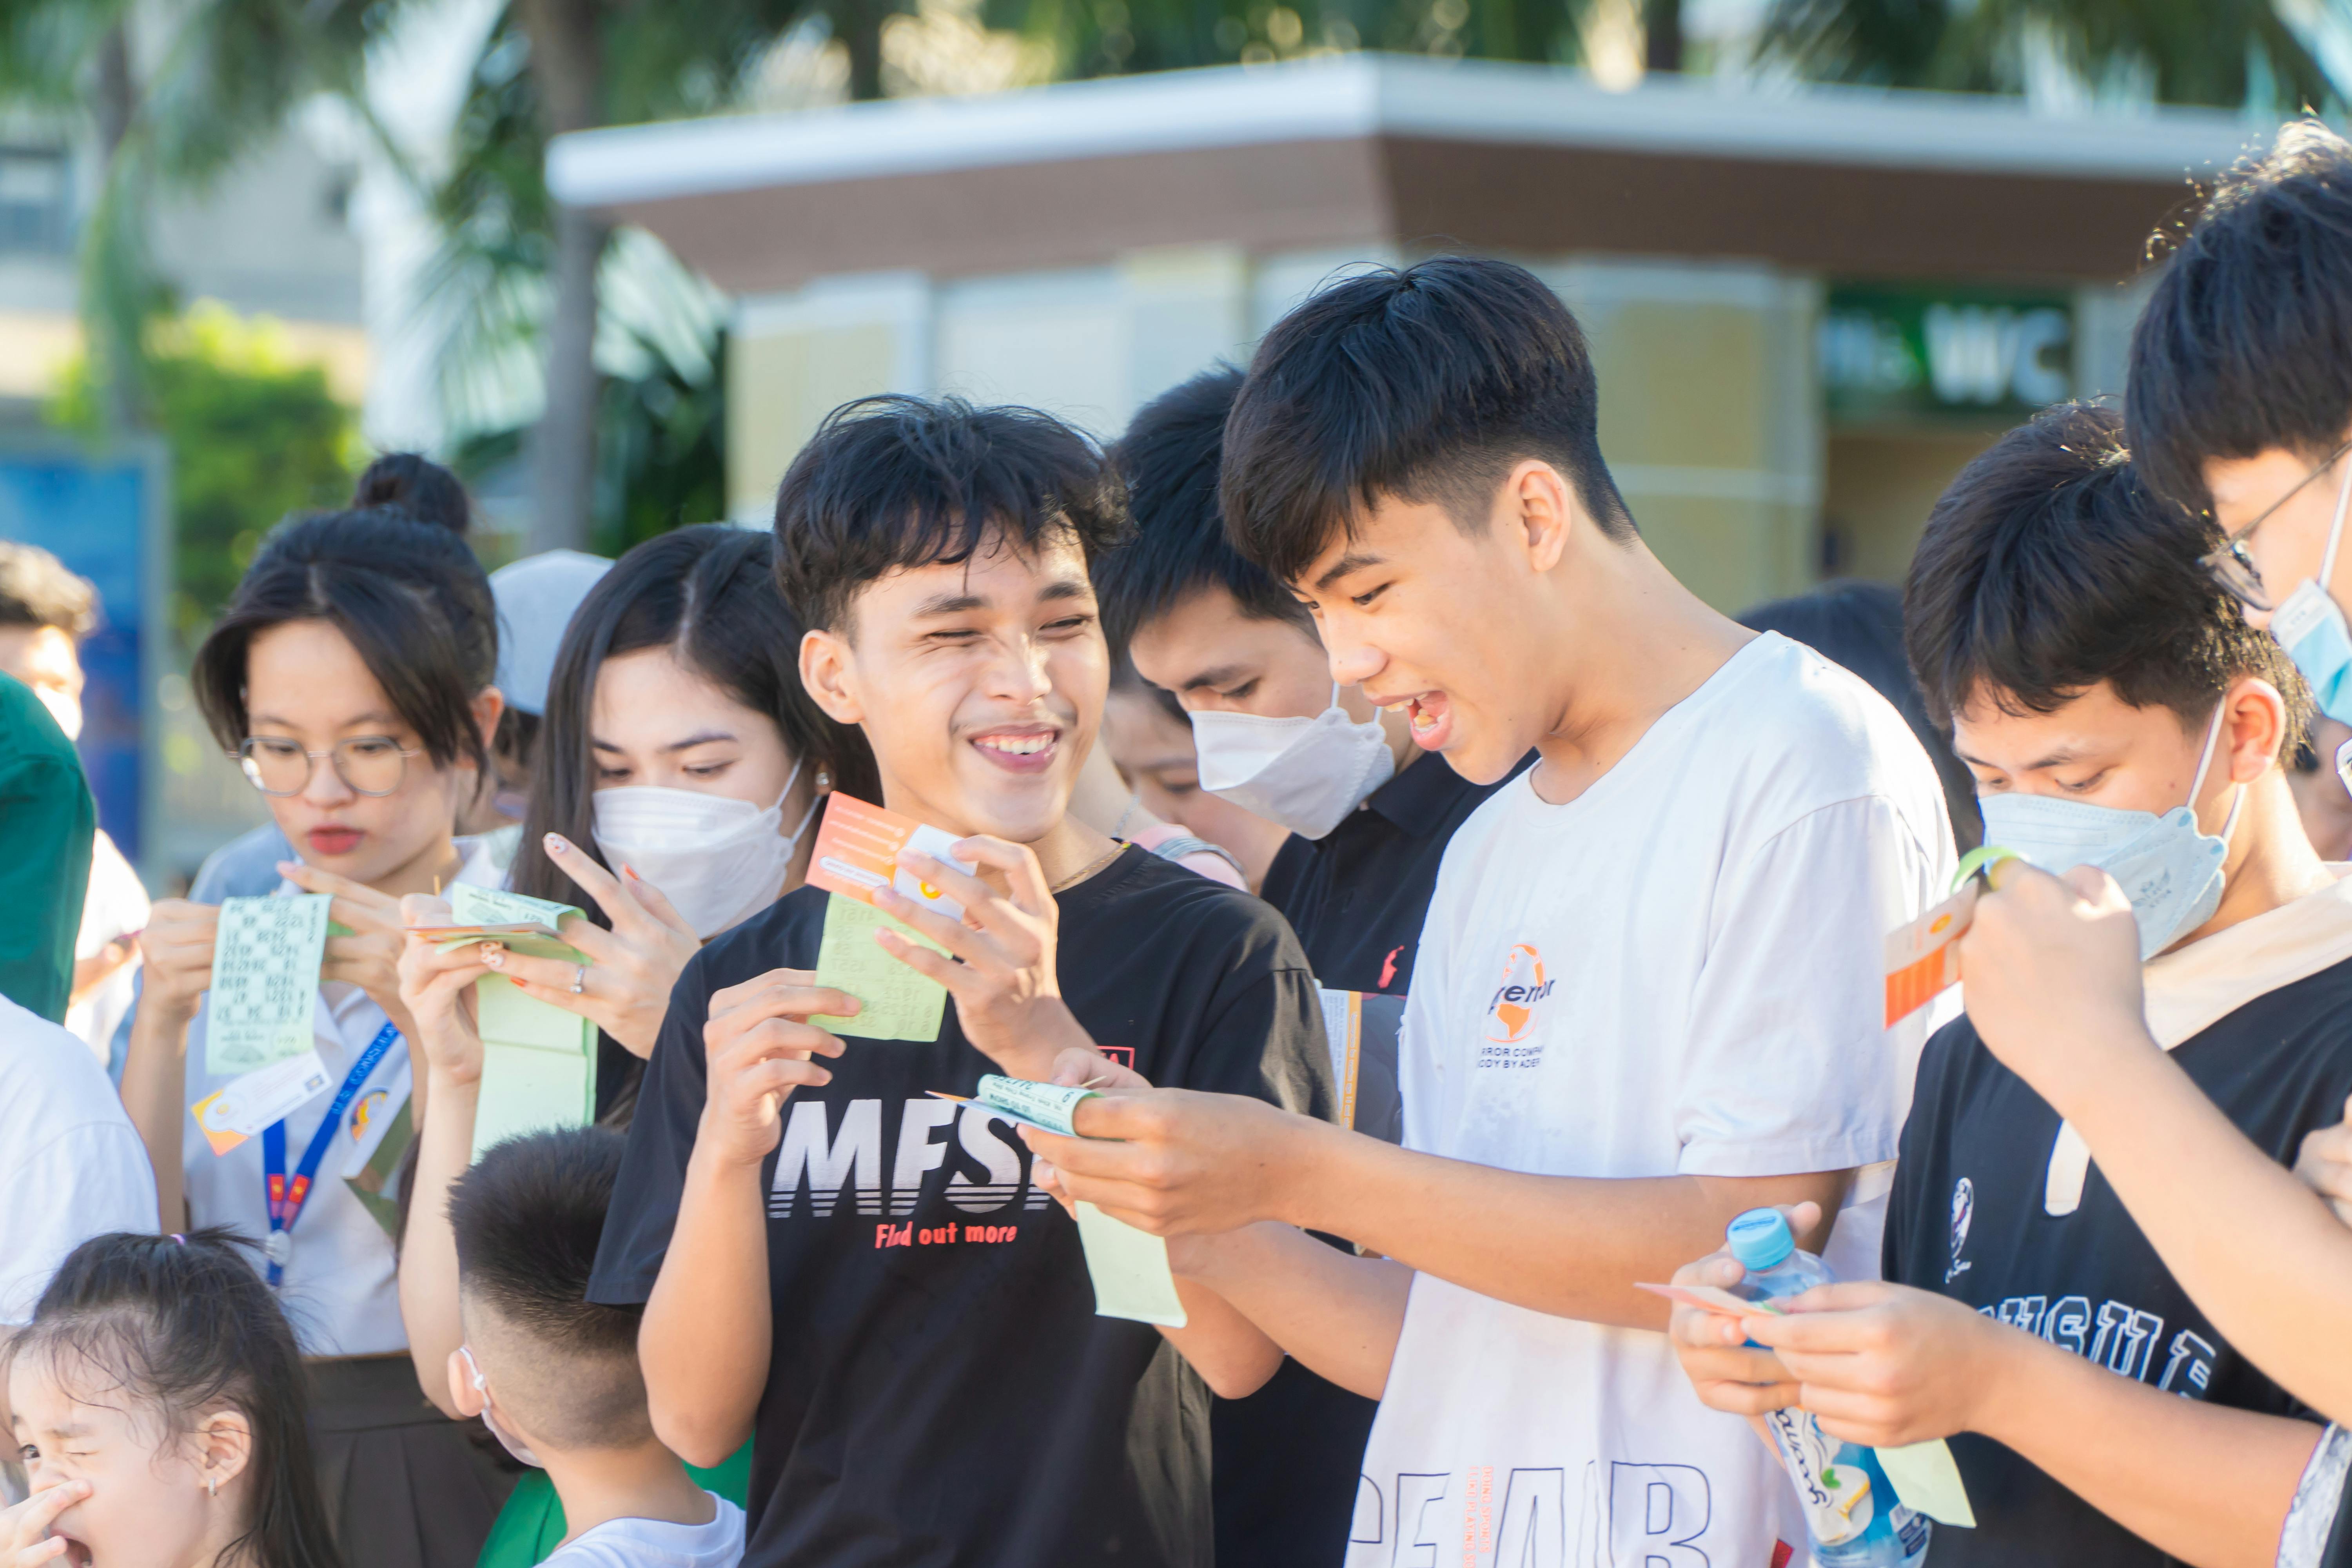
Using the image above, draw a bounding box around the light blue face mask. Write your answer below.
[2267,454,2352,727]
[1976,704,2243,960]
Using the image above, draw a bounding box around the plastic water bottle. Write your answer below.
[1726,1208,1931,1568]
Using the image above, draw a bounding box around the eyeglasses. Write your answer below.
[2200,434,2352,612]
[236,736,422,797]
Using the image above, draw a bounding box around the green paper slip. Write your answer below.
[811,893,949,1042]
[1073,1201,1188,1328]
[207,895,333,1075]
[470,973,597,1161]
[1878,1438,1975,1528]
[444,884,585,961]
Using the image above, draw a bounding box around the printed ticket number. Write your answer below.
[810,894,950,1042]
[442,884,598,1161]
[931,1075,1188,1328]
[207,895,333,1075]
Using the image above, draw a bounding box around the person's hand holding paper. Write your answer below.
[396,894,491,1088]
[1013,1085,1307,1238]
[697,969,858,1170]
[457,833,701,1058]
[278,858,421,1041]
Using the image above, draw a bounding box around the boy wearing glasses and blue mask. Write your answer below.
[1666,403,2352,1568]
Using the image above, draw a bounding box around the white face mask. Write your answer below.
[1976,702,2243,960]
[458,1345,541,1468]
[592,760,819,938]
[1190,686,1396,840]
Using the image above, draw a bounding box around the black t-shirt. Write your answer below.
[590,846,1333,1568]
[1215,751,1521,1568]
[1884,959,2352,1567]
[1257,750,1527,994]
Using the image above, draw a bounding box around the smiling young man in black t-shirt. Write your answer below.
[588,395,1332,1568]
[1668,405,2352,1568]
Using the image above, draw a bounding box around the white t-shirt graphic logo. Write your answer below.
[1947,1176,1975,1285]
[1480,942,1553,1066]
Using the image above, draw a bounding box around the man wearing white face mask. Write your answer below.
[1096,367,1533,1568]
[1665,406,2352,1568]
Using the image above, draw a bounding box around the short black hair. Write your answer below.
[1904,403,2307,751]
[192,510,496,772]
[1095,366,1312,655]
[1221,256,1633,585]
[448,1127,646,1447]
[2129,121,2352,511]
[0,544,98,638]
[772,394,1125,634]
[353,452,471,535]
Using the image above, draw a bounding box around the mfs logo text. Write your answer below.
[1486,944,1555,1043]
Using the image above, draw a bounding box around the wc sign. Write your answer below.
[1820,286,2073,421]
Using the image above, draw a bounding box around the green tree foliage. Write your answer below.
[50,305,358,641]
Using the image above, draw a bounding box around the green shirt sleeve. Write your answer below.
[0,674,93,1023]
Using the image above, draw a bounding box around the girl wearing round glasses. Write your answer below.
[120,508,514,1568]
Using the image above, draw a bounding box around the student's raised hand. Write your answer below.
[1737,1279,2009,1450]
[698,969,856,1170]
[473,834,699,1059]
[1661,1203,1818,1417]
[874,837,1094,1080]
[136,899,220,1021]
[280,860,415,1038]
[2294,1094,2352,1229]
[397,894,490,1086]
[0,1479,89,1568]
[1957,859,2150,1120]
[1019,1087,1308,1236]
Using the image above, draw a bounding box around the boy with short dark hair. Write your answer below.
[1036,256,1951,1566]
[590,395,1332,1568]
[448,1128,742,1568]
[1094,364,1524,1567]
[1670,403,2352,1568]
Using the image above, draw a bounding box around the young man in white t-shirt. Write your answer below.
[1026,256,1953,1566]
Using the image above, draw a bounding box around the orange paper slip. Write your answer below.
[1883,880,1978,1027]
[805,793,978,920]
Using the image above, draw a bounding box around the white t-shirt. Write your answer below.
[1351,633,1953,1568]
[0,993,158,1323]
[541,1495,745,1568]
[67,829,150,1066]
[176,840,499,1356]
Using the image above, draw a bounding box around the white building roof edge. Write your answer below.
[547,54,2276,210]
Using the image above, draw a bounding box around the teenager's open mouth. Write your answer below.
[970,729,1060,775]
[1398,692,1453,751]
[307,825,363,856]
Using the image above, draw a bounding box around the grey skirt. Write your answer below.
[309,1355,518,1568]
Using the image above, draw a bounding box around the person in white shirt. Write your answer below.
[0,994,157,1328]
[1027,256,1951,1566]
[118,507,513,1568]
[434,1128,743,1568]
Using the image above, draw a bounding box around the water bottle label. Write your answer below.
[1764,1408,1874,1546]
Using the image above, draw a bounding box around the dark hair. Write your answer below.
[1095,365,1312,655]
[1221,256,1633,585]
[1738,580,1983,853]
[10,1230,342,1568]
[1904,403,2307,751]
[0,542,98,638]
[510,525,877,917]
[447,1128,645,1447]
[771,394,1125,634]
[1110,654,1191,730]
[2129,122,2352,511]
[192,511,497,773]
[353,453,471,535]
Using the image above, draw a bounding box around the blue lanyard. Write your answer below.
[261,1020,401,1288]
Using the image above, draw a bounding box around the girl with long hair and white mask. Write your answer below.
[412,525,875,1120]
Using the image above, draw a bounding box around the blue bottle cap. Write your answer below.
[1726,1207,1794,1271]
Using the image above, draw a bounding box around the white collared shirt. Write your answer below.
[176,838,500,1356]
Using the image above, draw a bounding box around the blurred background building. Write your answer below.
[1,0,2345,887]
